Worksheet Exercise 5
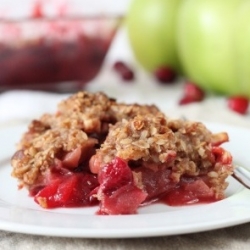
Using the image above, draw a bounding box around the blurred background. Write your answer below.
[0,0,131,92]
[0,0,249,116]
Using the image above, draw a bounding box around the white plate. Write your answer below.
[1,122,250,238]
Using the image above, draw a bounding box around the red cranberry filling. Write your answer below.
[34,171,99,208]
[96,157,147,215]
[0,18,119,91]
[133,164,216,206]
[163,178,216,206]
[0,37,107,90]
[32,155,224,213]
[95,158,218,214]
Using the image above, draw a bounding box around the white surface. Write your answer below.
[1,122,250,238]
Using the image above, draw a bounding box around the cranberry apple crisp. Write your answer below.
[11,91,234,214]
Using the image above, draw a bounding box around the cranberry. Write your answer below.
[227,96,249,115]
[113,61,135,81]
[179,82,205,105]
[98,157,133,192]
[154,66,177,83]
[164,179,216,206]
[97,157,147,215]
[34,173,99,208]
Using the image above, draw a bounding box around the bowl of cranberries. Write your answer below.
[0,12,121,92]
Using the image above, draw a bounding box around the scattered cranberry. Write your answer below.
[179,82,205,105]
[113,61,135,81]
[227,96,249,115]
[154,66,177,83]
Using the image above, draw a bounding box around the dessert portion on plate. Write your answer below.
[11,91,234,214]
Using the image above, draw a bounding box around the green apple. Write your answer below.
[234,0,250,98]
[126,0,181,73]
[177,0,243,95]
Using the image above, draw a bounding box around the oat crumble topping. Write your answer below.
[11,91,234,201]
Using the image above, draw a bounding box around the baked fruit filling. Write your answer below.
[11,91,234,215]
